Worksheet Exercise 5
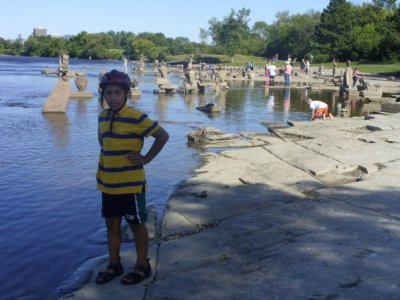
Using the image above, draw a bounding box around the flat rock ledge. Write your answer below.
[66,113,400,300]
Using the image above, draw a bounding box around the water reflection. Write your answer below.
[42,113,70,149]
[72,99,88,118]
[264,81,270,98]
[183,93,197,112]
[197,92,207,107]
[283,88,291,123]
[156,94,174,121]
[267,95,275,113]
[216,91,227,110]
[335,91,365,118]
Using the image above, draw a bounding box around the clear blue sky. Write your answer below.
[0,0,367,41]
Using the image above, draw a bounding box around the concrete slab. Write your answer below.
[265,142,356,176]
[64,245,158,299]
[295,135,400,166]
[148,198,400,299]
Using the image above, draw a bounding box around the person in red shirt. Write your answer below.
[352,68,359,87]
[284,61,293,86]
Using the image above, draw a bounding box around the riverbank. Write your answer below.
[66,111,400,299]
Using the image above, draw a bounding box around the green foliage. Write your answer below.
[314,0,356,59]
[23,36,66,56]
[265,10,320,60]
[0,37,24,55]
[1,2,399,64]
[372,0,398,9]
[208,8,251,61]
[311,0,400,62]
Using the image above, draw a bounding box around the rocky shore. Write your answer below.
[66,110,400,299]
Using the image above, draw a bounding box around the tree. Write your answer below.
[263,10,320,60]
[372,0,398,10]
[129,37,165,61]
[199,28,209,45]
[314,0,356,60]
[208,8,251,62]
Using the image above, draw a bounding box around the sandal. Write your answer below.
[121,259,151,285]
[96,261,124,285]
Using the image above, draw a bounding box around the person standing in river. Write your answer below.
[284,61,293,86]
[95,70,169,285]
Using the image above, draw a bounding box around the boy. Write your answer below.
[306,98,333,120]
[96,70,169,285]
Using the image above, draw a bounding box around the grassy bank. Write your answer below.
[166,53,400,75]
[332,62,400,75]
[165,54,267,67]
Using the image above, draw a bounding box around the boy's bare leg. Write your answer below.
[130,223,149,268]
[106,217,122,264]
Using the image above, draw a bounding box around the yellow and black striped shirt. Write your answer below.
[96,104,160,194]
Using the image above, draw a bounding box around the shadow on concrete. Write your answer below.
[147,178,400,299]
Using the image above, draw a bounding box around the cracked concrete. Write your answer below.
[66,113,400,300]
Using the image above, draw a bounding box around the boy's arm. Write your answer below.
[126,126,169,165]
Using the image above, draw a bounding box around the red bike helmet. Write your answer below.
[99,69,131,91]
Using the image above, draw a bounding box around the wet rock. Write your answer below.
[187,127,240,144]
[196,103,221,113]
[381,103,400,113]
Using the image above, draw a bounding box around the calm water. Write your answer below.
[0,56,356,300]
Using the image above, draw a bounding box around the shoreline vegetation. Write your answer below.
[2,54,399,76]
[2,1,400,67]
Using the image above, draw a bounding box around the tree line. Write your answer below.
[0,0,399,63]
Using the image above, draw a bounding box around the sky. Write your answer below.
[1,0,368,42]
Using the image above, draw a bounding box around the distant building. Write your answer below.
[50,34,63,38]
[33,27,47,37]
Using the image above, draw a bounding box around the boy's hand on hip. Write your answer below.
[126,151,148,165]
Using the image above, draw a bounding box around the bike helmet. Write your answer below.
[99,69,131,91]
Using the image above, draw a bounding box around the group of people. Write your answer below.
[265,59,293,86]
[264,53,334,120]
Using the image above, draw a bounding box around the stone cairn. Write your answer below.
[130,76,141,98]
[180,57,229,94]
[71,74,93,98]
[42,51,93,113]
[182,55,198,94]
[132,55,146,73]
[339,60,382,98]
[153,60,178,94]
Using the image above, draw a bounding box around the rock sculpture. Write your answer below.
[153,61,177,94]
[75,75,88,92]
[60,51,69,72]
[342,60,353,89]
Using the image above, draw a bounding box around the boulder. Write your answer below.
[196,103,221,113]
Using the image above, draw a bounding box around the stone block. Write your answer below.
[42,79,72,113]
[382,103,400,113]
[69,92,93,99]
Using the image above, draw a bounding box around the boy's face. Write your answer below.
[104,84,126,111]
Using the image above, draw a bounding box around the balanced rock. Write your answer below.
[42,79,71,113]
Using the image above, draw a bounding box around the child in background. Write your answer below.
[306,98,333,120]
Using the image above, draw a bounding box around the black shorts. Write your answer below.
[101,192,147,224]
